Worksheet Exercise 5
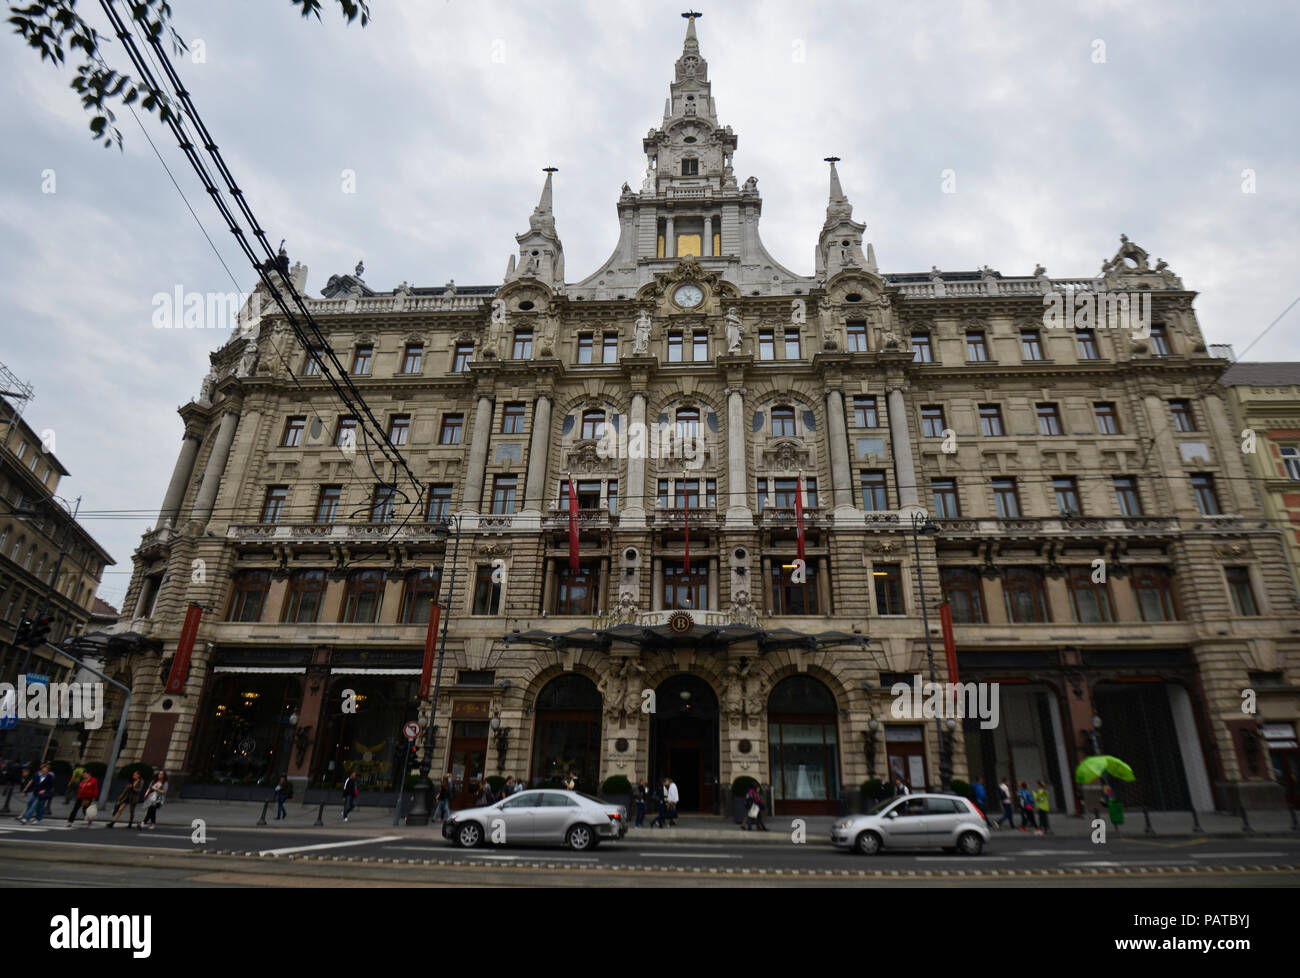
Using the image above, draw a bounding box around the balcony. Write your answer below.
[934,516,1179,539]
[756,506,825,528]
[543,507,612,531]
[226,522,454,544]
[652,505,721,529]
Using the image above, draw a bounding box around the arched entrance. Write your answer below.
[768,675,841,815]
[650,674,720,813]
[530,674,602,794]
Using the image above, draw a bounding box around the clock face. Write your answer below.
[674,283,705,308]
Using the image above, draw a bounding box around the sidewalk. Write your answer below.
[11,794,1297,843]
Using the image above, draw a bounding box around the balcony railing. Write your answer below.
[934,516,1179,536]
[652,505,720,528]
[756,506,824,527]
[227,522,454,543]
[543,507,613,530]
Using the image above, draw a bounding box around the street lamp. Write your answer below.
[909,511,951,792]
[406,513,463,825]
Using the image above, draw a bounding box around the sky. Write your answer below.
[1,0,1297,609]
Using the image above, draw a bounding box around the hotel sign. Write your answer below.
[589,608,753,631]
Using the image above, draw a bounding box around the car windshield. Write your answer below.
[865,798,899,815]
[576,791,606,805]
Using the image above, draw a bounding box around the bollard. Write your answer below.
[1143,807,1155,835]
[257,801,269,826]
[1190,808,1202,833]
[1240,805,1253,834]
[314,802,325,827]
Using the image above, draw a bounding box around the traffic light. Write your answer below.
[12,618,32,646]
[28,616,52,647]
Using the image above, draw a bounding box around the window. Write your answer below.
[992,478,1020,518]
[427,484,453,520]
[491,475,518,515]
[921,405,945,438]
[14,441,26,460]
[1066,567,1114,623]
[1133,567,1178,622]
[1283,446,1300,480]
[1149,324,1170,356]
[941,568,985,623]
[510,329,533,359]
[1021,331,1044,361]
[342,569,384,623]
[1053,477,1082,516]
[1170,399,1195,432]
[966,332,988,362]
[453,343,473,372]
[978,404,1004,437]
[762,558,815,615]
[401,569,441,623]
[602,334,618,363]
[387,414,410,446]
[860,470,888,510]
[352,345,373,375]
[316,486,341,523]
[372,485,397,523]
[1076,330,1099,360]
[853,396,880,427]
[1036,403,1063,436]
[681,158,698,176]
[1225,566,1259,616]
[560,480,603,511]
[847,321,868,352]
[283,570,327,624]
[771,406,796,437]
[693,333,709,362]
[472,564,502,615]
[402,344,423,373]
[873,564,905,615]
[1190,473,1221,515]
[554,561,599,615]
[668,332,683,362]
[335,417,359,448]
[303,348,323,376]
[581,410,605,440]
[439,414,464,445]
[784,330,802,360]
[282,416,306,447]
[228,570,271,622]
[932,478,960,518]
[675,408,700,440]
[577,334,594,364]
[911,333,933,362]
[1113,476,1142,516]
[1094,402,1120,435]
[662,561,709,610]
[1002,568,1049,623]
[607,480,618,516]
[671,478,717,509]
[261,486,288,524]
[759,330,775,360]
[501,402,526,434]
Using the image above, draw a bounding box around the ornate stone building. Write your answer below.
[114,17,1298,814]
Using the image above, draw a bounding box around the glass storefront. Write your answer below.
[767,676,840,815]
[190,674,302,784]
[313,677,419,790]
[530,675,602,794]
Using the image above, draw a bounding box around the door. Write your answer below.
[449,721,488,809]
[668,748,701,811]
[533,791,580,843]
[885,724,928,791]
[921,796,965,840]
[880,797,931,847]
[495,792,538,843]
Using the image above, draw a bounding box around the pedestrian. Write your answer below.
[502,775,516,797]
[743,782,768,831]
[65,763,85,805]
[433,774,453,822]
[66,770,99,827]
[273,775,292,820]
[650,777,668,828]
[633,778,648,828]
[996,778,1015,829]
[972,777,987,817]
[139,771,167,829]
[19,763,54,824]
[1017,781,1036,832]
[894,777,911,797]
[664,776,679,826]
[475,778,495,806]
[1033,781,1050,835]
[106,770,145,828]
[563,771,577,792]
[341,769,359,821]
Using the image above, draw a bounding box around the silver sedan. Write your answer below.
[831,793,991,855]
[442,789,628,851]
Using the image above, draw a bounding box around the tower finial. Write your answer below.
[681,10,701,43]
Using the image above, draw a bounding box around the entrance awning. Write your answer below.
[504,623,872,653]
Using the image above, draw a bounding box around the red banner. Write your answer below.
[682,476,691,575]
[795,472,806,565]
[568,475,580,575]
[164,603,203,694]
[419,603,441,699]
[939,602,958,685]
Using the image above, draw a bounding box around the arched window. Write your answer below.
[675,407,700,439]
[581,410,605,440]
[24,546,36,570]
[768,676,840,814]
[342,569,384,623]
[228,570,272,622]
[771,406,796,437]
[401,569,442,623]
[282,569,328,624]
[11,536,23,561]
[531,674,602,791]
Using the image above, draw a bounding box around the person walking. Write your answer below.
[341,770,359,821]
[742,783,768,831]
[19,763,53,824]
[1033,782,1050,835]
[664,776,679,826]
[66,770,99,827]
[475,778,495,806]
[106,770,145,828]
[1017,781,1036,833]
[273,775,292,820]
[65,764,85,805]
[650,777,669,828]
[894,777,911,797]
[502,776,517,797]
[972,777,988,818]
[139,771,167,829]
[433,774,453,822]
[633,778,648,828]
[996,778,1016,829]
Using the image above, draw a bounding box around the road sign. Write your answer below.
[25,673,50,686]
[403,721,421,740]
[0,714,16,730]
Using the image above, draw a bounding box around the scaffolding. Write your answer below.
[0,358,34,446]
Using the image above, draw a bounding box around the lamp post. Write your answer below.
[909,511,951,792]
[407,513,463,825]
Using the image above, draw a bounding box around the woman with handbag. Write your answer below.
[106,770,145,828]
[139,771,167,829]
[65,771,99,827]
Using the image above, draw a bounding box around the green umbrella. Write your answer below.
[1075,755,1136,783]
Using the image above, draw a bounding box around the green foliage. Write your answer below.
[7,1,369,149]
[950,778,973,799]
[117,762,154,782]
[600,775,631,795]
[861,778,883,798]
[732,776,758,796]
[404,774,420,791]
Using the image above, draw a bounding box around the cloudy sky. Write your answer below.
[2,0,1297,607]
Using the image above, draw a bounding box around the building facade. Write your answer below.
[115,18,1298,813]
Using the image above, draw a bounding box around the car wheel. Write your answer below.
[456,822,483,848]
[957,831,984,856]
[566,824,596,851]
[854,830,882,855]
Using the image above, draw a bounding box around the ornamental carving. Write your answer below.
[762,440,811,470]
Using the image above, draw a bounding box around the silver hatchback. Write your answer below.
[442,789,628,851]
[831,793,990,855]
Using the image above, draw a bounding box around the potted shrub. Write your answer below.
[600,775,632,811]
[731,776,759,823]
[860,778,884,812]
[950,778,972,800]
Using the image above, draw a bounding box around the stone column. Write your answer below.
[760,556,773,614]
[825,390,855,515]
[707,557,719,611]
[1203,393,1255,515]
[461,394,494,514]
[704,215,714,256]
[725,387,752,525]
[665,215,675,258]
[817,556,831,613]
[887,387,921,512]
[652,557,664,611]
[523,394,554,513]
[1141,394,1191,515]
[157,430,202,529]
[599,557,610,614]
[191,410,240,525]
[542,558,557,615]
[621,392,648,523]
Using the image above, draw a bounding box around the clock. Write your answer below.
[673,283,705,308]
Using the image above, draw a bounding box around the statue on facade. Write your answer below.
[491,297,507,325]
[615,588,639,624]
[641,163,655,194]
[235,337,259,378]
[633,308,652,354]
[444,279,456,296]
[742,176,758,193]
[724,306,744,354]
[197,369,216,404]
[730,589,760,627]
